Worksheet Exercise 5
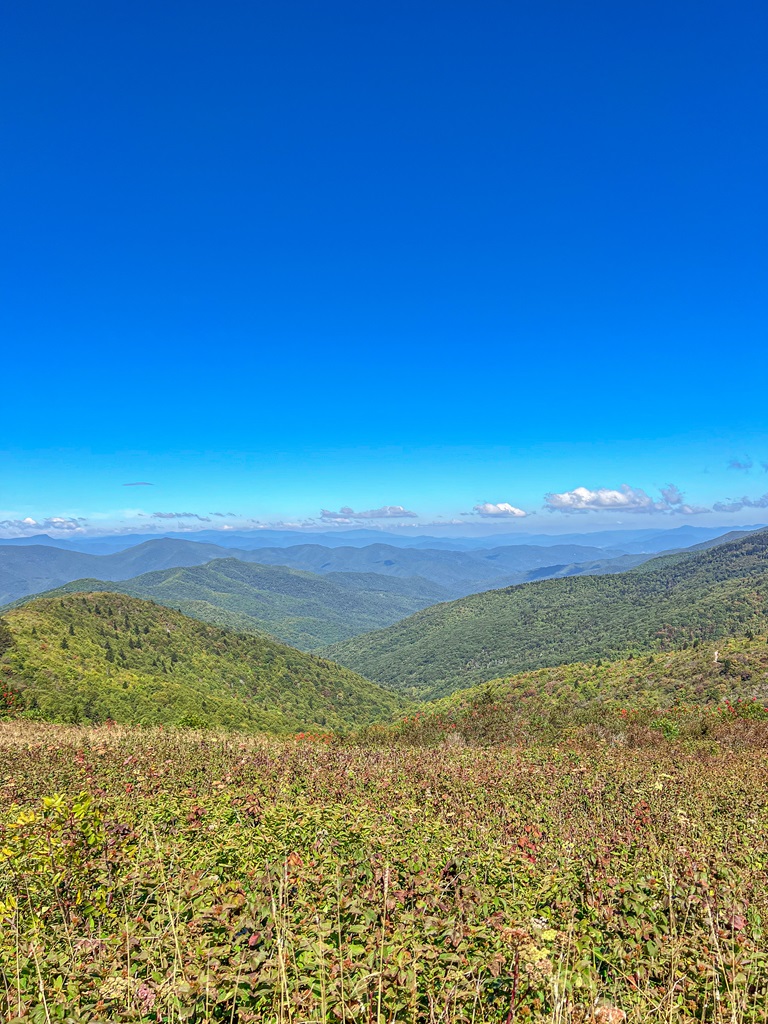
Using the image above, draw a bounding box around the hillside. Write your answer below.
[323,528,768,698]
[375,634,768,746]
[18,559,449,649]
[0,593,404,731]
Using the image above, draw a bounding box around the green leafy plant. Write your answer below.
[1,722,767,1021]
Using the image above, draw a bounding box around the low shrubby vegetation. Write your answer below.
[361,635,768,749]
[2,723,768,1022]
[4,533,768,1021]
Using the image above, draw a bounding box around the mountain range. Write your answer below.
[0,535,662,608]
[322,528,768,698]
[0,523,760,555]
[2,529,759,650]
[2,527,768,733]
[222,541,648,595]
[20,558,449,649]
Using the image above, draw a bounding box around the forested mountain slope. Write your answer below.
[17,559,448,649]
[323,529,768,698]
[0,594,404,731]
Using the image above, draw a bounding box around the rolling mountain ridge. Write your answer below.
[0,593,403,731]
[322,528,768,699]
[1,523,759,555]
[184,541,638,597]
[17,559,450,649]
[0,536,648,607]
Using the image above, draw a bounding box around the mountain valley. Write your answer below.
[323,528,768,698]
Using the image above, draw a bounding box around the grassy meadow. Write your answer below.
[2,721,767,1023]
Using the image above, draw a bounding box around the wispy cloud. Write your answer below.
[210,512,238,517]
[123,481,153,486]
[355,505,418,519]
[660,483,683,505]
[0,516,88,534]
[471,502,529,518]
[728,458,753,471]
[151,511,211,522]
[713,493,768,513]
[320,505,418,521]
[673,505,710,515]
[273,520,319,529]
[659,484,710,515]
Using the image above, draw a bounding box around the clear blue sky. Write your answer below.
[2,1,767,536]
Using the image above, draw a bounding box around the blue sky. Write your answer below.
[2,1,767,537]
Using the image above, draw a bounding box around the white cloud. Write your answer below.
[544,484,665,514]
[320,505,418,521]
[472,502,529,518]
[45,517,87,531]
[544,483,713,516]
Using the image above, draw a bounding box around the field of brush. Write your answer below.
[1,723,767,1024]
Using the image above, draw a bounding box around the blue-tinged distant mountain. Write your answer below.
[437,525,766,551]
[199,542,643,597]
[0,538,249,604]
[612,526,767,554]
[0,528,481,554]
[0,529,407,554]
[0,532,737,608]
[2,523,762,556]
[0,536,637,606]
